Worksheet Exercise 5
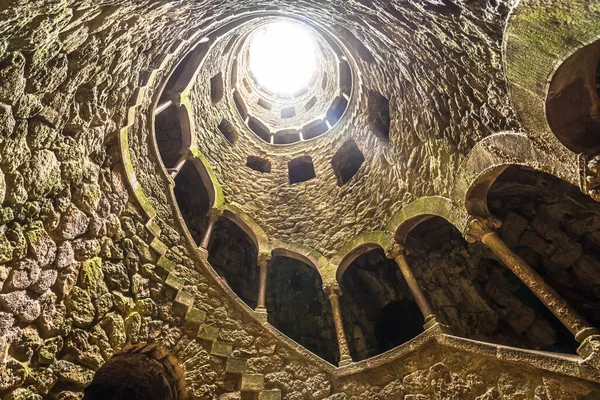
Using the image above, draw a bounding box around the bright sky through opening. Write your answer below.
[249,21,317,96]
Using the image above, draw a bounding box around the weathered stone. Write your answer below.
[0,359,27,391]
[20,150,61,199]
[38,292,67,337]
[30,367,58,395]
[0,52,26,104]
[0,119,29,173]
[38,336,64,365]
[65,286,95,328]
[27,119,58,150]
[51,359,94,388]
[0,290,40,323]
[73,183,101,215]
[77,257,107,300]
[25,221,56,267]
[30,269,58,294]
[5,172,28,205]
[5,259,41,290]
[55,241,76,270]
[58,206,90,240]
[100,312,126,350]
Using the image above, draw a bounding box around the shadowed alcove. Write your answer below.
[83,345,185,400]
[207,218,259,308]
[487,165,600,335]
[173,162,211,246]
[339,248,423,361]
[405,216,577,353]
[265,256,338,364]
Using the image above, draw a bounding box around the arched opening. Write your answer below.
[173,162,211,245]
[154,104,182,168]
[546,40,600,154]
[83,345,185,400]
[375,299,423,354]
[265,256,338,364]
[404,216,576,352]
[207,217,259,308]
[338,248,423,361]
[486,165,600,338]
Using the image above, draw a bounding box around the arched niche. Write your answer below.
[207,217,259,309]
[173,162,212,245]
[404,216,576,353]
[265,255,338,364]
[546,40,600,154]
[83,345,186,400]
[338,247,423,361]
[486,165,600,333]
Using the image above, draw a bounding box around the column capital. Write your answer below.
[386,242,410,259]
[465,216,502,243]
[258,253,272,266]
[323,282,342,297]
[207,208,223,220]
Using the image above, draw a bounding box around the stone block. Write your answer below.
[226,357,248,374]
[240,373,264,392]
[258,389,281,400]
[211,341,233,357]
[198,325,220,341]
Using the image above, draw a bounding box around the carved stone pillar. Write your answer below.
[199,209,221,249]
[255,254,271,314]
[466,217,600,345]
[323,283,353,366]
[387,243,442,330]
[167,151,189,179]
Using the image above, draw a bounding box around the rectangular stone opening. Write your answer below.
[368,89,390,141]
[218,119,238,144]
[281,106,296,119]
[339,60,352,95]
[210,72,224,103]
[248,116,271,143]
[258,98,272,110]
[331,140,365,186]
[233,89,248,119]
[288,156,316,184]
[302,119,328,140]
[305,96,317,112]
[273,129,300,144]
[246,156,271,173]
[326,96,348,126]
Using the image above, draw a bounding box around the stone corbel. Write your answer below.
[464,216,502,243]
[582,154,600,202]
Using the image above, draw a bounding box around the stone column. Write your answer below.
[323,283,353,367]
[466,217,600,344]
[255,254,271,314]
[387,243,441,330]
[167,152,188,179]
[199,209,221,249]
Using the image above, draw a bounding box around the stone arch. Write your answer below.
[221,205,270,255]
[388,196,468,243]
[330,232,393,283]
[503,0,600,157]
[454,132,579,218]
[83,343,186,400]
[270,239,327,279]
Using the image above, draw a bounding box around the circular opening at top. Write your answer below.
[249,21,317,96]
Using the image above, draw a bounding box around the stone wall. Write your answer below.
[0,1,598,400]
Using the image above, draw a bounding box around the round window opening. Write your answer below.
[249,21,317,96]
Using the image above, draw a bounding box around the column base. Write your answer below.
[423,315,451,334]
[575,327,600,343]
[577,334,600,369]
[338,355,353,367]
[254,307,268,322]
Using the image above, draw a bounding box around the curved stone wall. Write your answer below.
[1,1,600,399]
